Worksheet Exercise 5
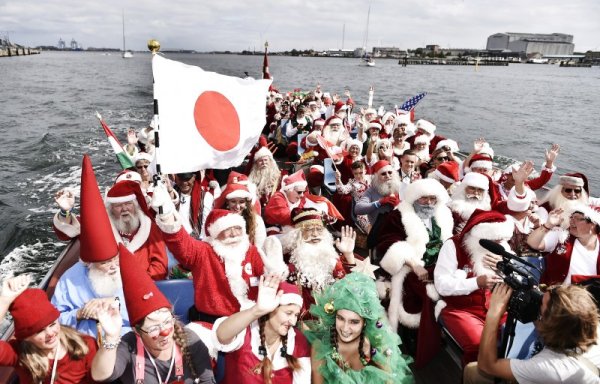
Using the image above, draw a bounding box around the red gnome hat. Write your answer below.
[80,155,118,263]
[118,243,171,327]
[10,289,60,340]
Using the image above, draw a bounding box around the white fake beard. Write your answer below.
[249,164,281,196]
[209,235,250,265]
[463,234,494,276]
[323,128,342,144]
[372,174,401,197]
[290,231,339,291]
[449,195,491,220]
[111,211,140,234]
[88,267,122,297]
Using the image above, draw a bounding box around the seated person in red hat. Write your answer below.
[279,208,357,317]
[52,156,168,280]
[52,155,131,337]
[0,274,98,384]
[92,244,215,383]
[151,183,286,323]
[211,274,310,383]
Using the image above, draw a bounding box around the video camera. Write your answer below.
[479,239,543,323]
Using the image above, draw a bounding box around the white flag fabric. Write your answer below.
[152,54,272,173]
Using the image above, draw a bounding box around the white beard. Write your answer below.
[372,174,402,197]
[88,267,122,297]
[290,232,339,291]
[323,128,344,145]
[545,185,588,212]
[249,164,281,197]
[210,235,250,264]
[449,198,491,220]
[463,234,495,277]
[110,211,140,234]
[414,148,430,162]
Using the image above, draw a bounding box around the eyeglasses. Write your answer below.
[379,171,393,176]
[563,188,582,194]
[294,189,306,194]
[436,156,449,162]
[139,316,175,338]
[136,164,149,169]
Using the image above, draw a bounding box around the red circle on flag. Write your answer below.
[193,91,240,151]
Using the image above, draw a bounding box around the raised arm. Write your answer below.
[0,275,31,319]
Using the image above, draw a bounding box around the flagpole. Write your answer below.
[148,39,165,214]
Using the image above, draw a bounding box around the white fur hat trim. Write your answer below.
[207,213,247,238]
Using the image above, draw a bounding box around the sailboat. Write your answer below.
[360,5,375,67]
[122,10,133,59]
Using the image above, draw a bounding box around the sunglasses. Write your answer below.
[136,164,149,169]
[436,156,449,161]
[379,171,394,176]
[563,188,582,194]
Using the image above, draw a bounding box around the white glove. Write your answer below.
[150,180,175,216]
[54,188,76,211]
[377,105,385,117]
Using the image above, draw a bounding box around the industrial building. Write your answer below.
[486,33,574,55]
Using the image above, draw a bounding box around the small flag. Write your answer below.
[315,135,345,162]
[263,43,271,80]
[399,92,427,112]
[96,112,135,170]
[152,54,272,174]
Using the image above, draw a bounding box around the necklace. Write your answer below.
[144,342,176,384]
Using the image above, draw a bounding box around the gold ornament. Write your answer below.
[147,39,161,53]
[324,300,335,314]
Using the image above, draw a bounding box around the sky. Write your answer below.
[1,0,599,52]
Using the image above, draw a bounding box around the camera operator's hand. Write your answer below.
[483,253,502,271]
[476,273,503,290]
[488,283,513,317]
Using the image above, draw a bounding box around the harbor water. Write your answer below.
[0,51,599,281]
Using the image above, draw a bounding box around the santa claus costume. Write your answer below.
[376,179,453,367]
[433,209,514,366]
[212,282,311,384]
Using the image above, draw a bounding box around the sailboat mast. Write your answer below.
[122,10,126,52]
[364,5,371,51]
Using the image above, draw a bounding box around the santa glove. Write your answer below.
[379,195,400,207]
[54,188,76,211]
[150,181,175,216]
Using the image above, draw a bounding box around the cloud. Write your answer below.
[1,0,598,51]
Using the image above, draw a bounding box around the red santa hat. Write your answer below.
[415,119,436,135]
[404,178,450,205]
[307,165,325,189]
[227,171,250,186]
[461,172,489,190]
[118,244,171,327]
[368,121,383,131]
[435,139,460,153]
[254,146,273,160]
[328,117,343,126]
[281,169,308,191]
[214,183,253,209]
[434,161,459,184]
[460,209,514,242]
[114,169,142,184]
[364,108,377,116]
[279,282,303,307]
[204,209,246,239]
[469,154,493,170]
[381,112,396,125]
[291,208,323,228]
[79,155,118,263]
[10,288,60,340]
[106,180,152,217]
[507,188,536,212]
[334,101,348,113]
[372,160,392,174]
[568,204,600,227]
[559,172,589,195]
[313,119,326,128]
[478,142,495,158]
[413,134,431,145]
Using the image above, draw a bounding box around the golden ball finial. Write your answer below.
[147,39,161,53]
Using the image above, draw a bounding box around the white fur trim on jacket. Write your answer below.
[53,213,81,238]
[434,300,447,320]
[381,200,454,329]
[155,210,183,234]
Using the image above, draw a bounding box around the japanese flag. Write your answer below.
[152,54,272,173]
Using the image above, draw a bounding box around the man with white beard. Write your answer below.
[152,183,286,323]
[434,210,513,367]
[281,208,356,316]
[248,146,283,209]
[53,161,168,280]
[52,155,130,337]
[448,172,492,235]
[355,160,401,227]
[538,172,600,220]
[375,178,453,367]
